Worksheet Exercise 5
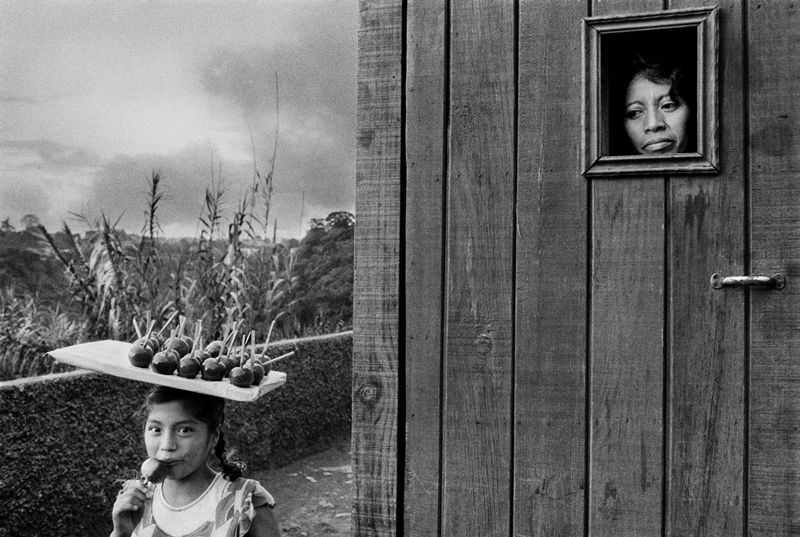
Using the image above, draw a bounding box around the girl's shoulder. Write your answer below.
[216,475,276,536]
[220,474,276,509]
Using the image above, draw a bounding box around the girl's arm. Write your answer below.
[244,504,280,537]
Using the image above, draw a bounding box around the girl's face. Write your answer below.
[624,74,690,154]
[144,400,218,481]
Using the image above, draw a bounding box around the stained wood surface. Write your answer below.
[590,181,665,536]
[748,2,800,535]
[667,1,745,535]
[514,1,587,535]
[589,1,665,535]
[442,1,515,535]
[353,1,402,535]
[405,0,446,535]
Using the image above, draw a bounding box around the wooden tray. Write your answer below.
[47,340,286,402]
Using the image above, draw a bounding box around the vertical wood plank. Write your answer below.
[405,0,446,535]
[666,1,745,536]
[590,182,665,536]
[748,2,800,535]
[514,0,587,535]
[589,3,665,536]
[353,1,402,535]
[442,0,515,535]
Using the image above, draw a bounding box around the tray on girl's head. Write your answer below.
[47,340,286,402]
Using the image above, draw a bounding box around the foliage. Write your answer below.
[0,242,71,305]
[0,287,83,381]
[29,171,298,345]
[290,212,354,334]
[0,171,353,379]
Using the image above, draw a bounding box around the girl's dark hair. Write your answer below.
[142,386,246,481]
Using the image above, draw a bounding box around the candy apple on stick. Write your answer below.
[178,321,204,379]
[203,326,239,381]
[229,332,255,387]
[140,458,169,485]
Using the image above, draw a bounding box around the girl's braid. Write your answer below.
[214,430,247,481]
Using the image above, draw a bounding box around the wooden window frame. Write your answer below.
[582,6,719,177]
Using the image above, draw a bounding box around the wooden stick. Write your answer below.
[263,350,295,366]
[133,319,142,340]
[260,312,286,360]
[146,319,156,337]
[156,311,180,337]
[250,331,257,366]
[224,327,240,357]
[240,333,250,367]
[177,316,187,338]
[192,321,203,352]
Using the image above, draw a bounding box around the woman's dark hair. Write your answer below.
[142,386,246,481]
[626,53,691,109]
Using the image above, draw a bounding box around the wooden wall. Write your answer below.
[353,1,799,536]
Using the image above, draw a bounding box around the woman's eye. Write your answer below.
[625,109,643,120]
[147,426,161,434]
[177,427,194,435]
[661,101,678,111]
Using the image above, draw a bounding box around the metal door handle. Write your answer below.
[710,273,786,290]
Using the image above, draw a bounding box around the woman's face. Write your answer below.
[144,400,218,481]
[624,74,690,154]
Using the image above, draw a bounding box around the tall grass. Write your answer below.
[0,287,83,380]
[34,169,297,346]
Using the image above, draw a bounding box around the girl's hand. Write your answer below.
[111,479,151,537]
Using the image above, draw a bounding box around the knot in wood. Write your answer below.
[358,378,381,405]
[475,333,493,356]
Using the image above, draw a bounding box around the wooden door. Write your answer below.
[353,1,800,536]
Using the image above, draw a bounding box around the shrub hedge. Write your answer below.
[0,332,351,537]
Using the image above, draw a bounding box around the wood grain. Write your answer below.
[353,1,402,535]
[405,0,446,535]
[590,181,665,536]
[442,0,515,535]
[514,0,587,535]
[748,2,800,535]
[666,1,745,536]
[589,2,666,535]
[587,2,667,535]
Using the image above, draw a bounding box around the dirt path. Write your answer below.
[253,436,352,536]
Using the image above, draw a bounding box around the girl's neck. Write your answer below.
[161,464,217,508]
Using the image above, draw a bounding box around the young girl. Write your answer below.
[111,386,279,537]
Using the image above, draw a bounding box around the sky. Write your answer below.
[0,0,357,240]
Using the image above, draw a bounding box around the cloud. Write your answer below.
[197,43,356,216]
[199,49,275,119]
[0,180,52,223]
[0,95,41,105]
[1,139,102,169]
[86,142,249,235]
